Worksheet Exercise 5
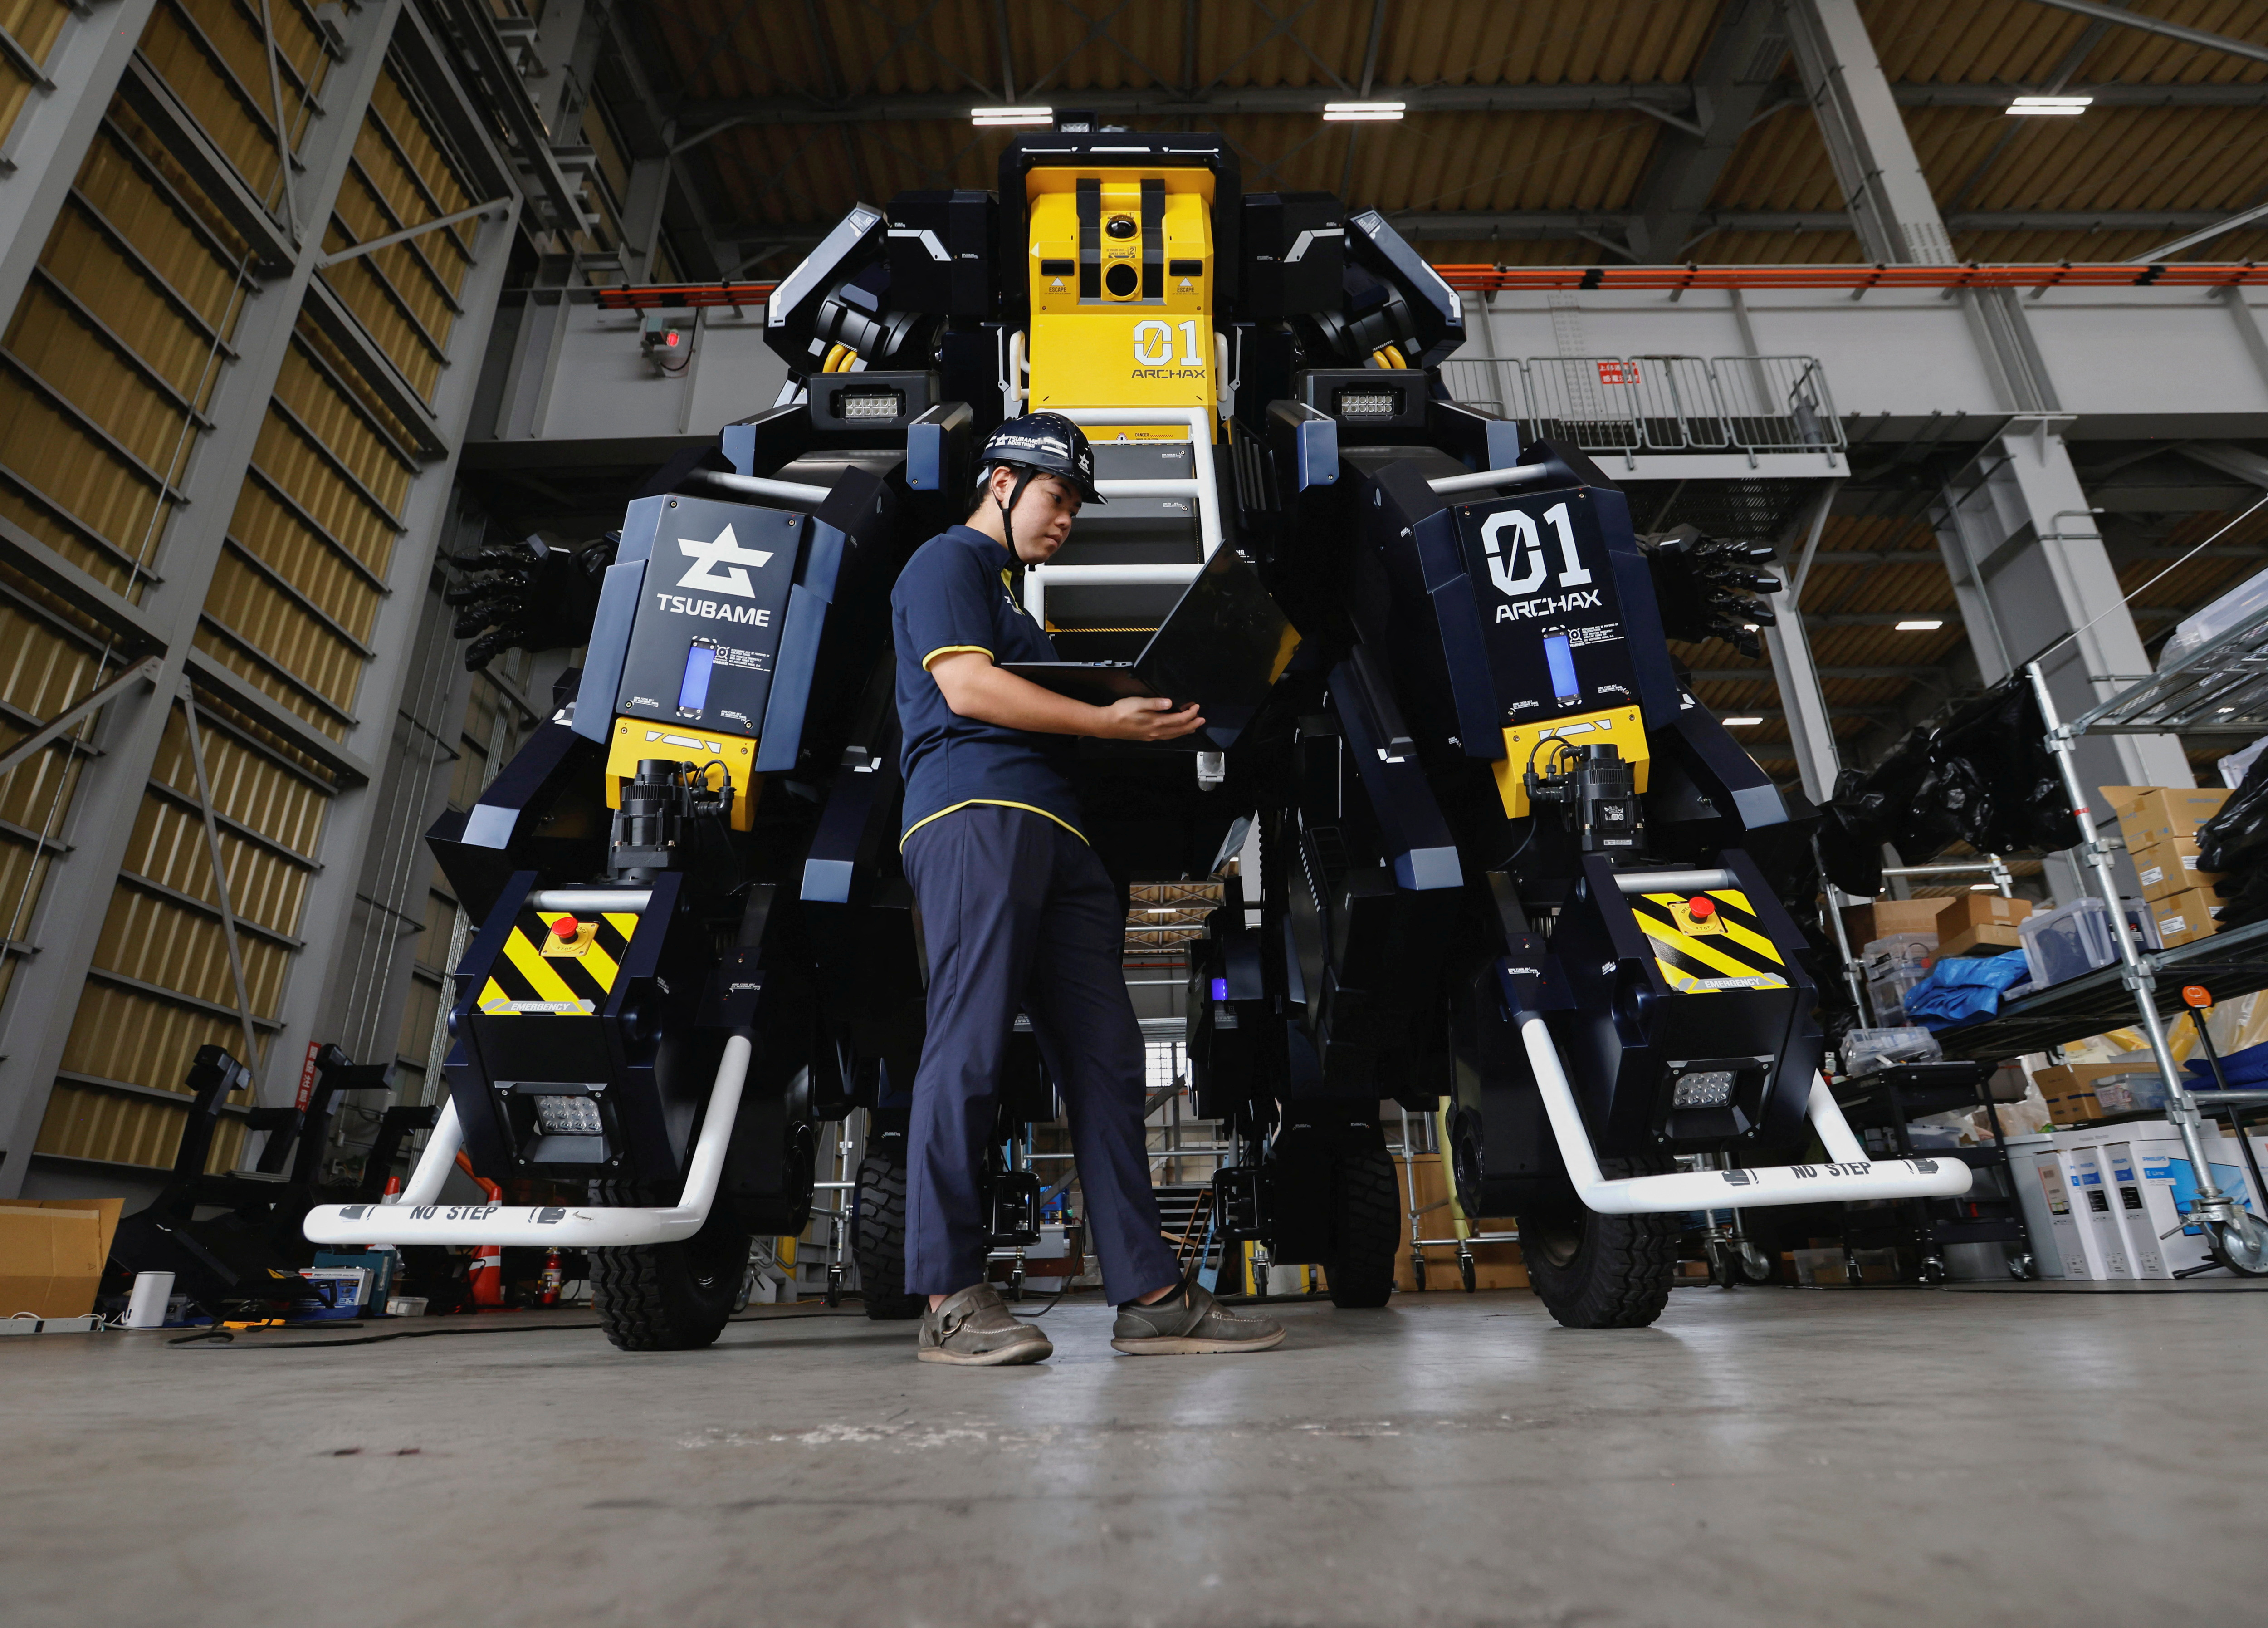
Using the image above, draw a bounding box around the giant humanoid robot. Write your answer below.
[306,124,1969,1344]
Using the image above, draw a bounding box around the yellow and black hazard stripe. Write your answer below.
[475,908,639,1017]
[1626,889,1791,995]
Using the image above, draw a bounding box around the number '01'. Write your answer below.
[1481,502,1589,596]
[1133,320,1204,367]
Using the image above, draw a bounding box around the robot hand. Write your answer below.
[1639,525,1781,658]
[443,532,616,671]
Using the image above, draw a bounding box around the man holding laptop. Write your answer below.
[889,411,1286,1366]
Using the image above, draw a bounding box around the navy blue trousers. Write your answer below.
[899,804,1180,1304]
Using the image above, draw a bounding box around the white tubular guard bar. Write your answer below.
[1518,1016,1973,1213]
[303,1034,753,1248]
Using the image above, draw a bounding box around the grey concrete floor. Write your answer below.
[8,1284,2266,1628]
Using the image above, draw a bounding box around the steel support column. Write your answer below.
[269,203,522,1101]
[1929,426,2190,900]
[1761,485,1844,806]
[1784,0,1955,265]
[1625,0,1791,263]
[0,0,162,326]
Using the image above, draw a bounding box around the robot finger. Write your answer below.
[451,604,511,640]
[462,626,518,671]
[442,579,518,608]
[453,545,544,574]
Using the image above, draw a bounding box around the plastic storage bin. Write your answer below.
[2092,1070,2170,1114]
[1841,1026,1943,1075]
[2158,564,2268,669]
[2022,898,2118,988]
[1860,932,1937,972]
[2020,897,2164,987]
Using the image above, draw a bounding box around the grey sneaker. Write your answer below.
[917,1284,1053,1366]
[1111,1276,1286,1355]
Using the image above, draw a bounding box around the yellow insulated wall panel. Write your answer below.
[0,0,70,152]
[0,117,254,597]
[137,0,332,217]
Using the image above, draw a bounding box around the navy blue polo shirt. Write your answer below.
[892,524,1084,845]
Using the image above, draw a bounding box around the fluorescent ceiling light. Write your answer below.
[2007,95,2092,116]
[972,107,1053,127]
[1970,883,1999,891]
[1721,716,1765,726]
[1895,619,1945,631]
[1323,101,1406,121]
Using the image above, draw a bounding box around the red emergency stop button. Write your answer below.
[550,915,579,939]
[1687,896,1716,921]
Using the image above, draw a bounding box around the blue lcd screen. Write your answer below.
[677,642,716,712]
[1543,632,1580,703]
[1211,977,1229,1001]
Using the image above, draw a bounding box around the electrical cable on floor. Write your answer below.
[166,1304,876,1349]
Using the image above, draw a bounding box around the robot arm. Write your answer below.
[443,531,616,672]
[1637,525,1782,658]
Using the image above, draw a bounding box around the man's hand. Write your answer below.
[930,652,1207,741]
[1093,696,1207,741]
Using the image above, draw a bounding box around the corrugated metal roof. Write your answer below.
[645,0,2268,265]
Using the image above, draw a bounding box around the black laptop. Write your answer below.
[1003,549,1299,748]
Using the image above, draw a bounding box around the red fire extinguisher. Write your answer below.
[539,1251,563,1306]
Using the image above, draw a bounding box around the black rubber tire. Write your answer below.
[1412,1253,1427,1291]
[1323,1143,1400,1308]
[853,1145,925,1321]
[588,1181,750,1351]
[1458,1251,1477,1294]
[1520,1157,1678,1329]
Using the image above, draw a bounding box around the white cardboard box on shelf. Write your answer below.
[2110,1121,2268,1278]
[2004,1133,2069,1278]
[2064,1142,2135,1278]
[2096,1141,2170,1278]
[2025,1136,2120,1279]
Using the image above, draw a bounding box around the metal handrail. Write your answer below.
[1022,404,1222,627]
[1439,354,1843,458]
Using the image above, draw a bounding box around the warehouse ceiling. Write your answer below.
[603,0,2268,275]
[570,0,2268,788]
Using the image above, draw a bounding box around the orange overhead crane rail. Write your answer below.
[1429,262,2268,293]
[598,283,777,308]
[594,261,2267,313]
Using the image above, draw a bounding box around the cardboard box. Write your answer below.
[2033,1061,2149,1097]
[1941,922,2024,957]
[2098,785,2234,847]
[1936,893,2033,937]
[2043,1092,2108,1125]
[1839,898,1950,948]
[1390,1155,1526,1290]
[0,1198,123,1320]
[2154,885,2223,949]
[1930,894,2030,957]
[2064,1143,2135,1278]
[2129,835,2217,902]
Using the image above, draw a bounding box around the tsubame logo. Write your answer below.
[675,524,774,598]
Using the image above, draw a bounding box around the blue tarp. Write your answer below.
[2186,1040,2268,1090]
[1904,951,2034,1029]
